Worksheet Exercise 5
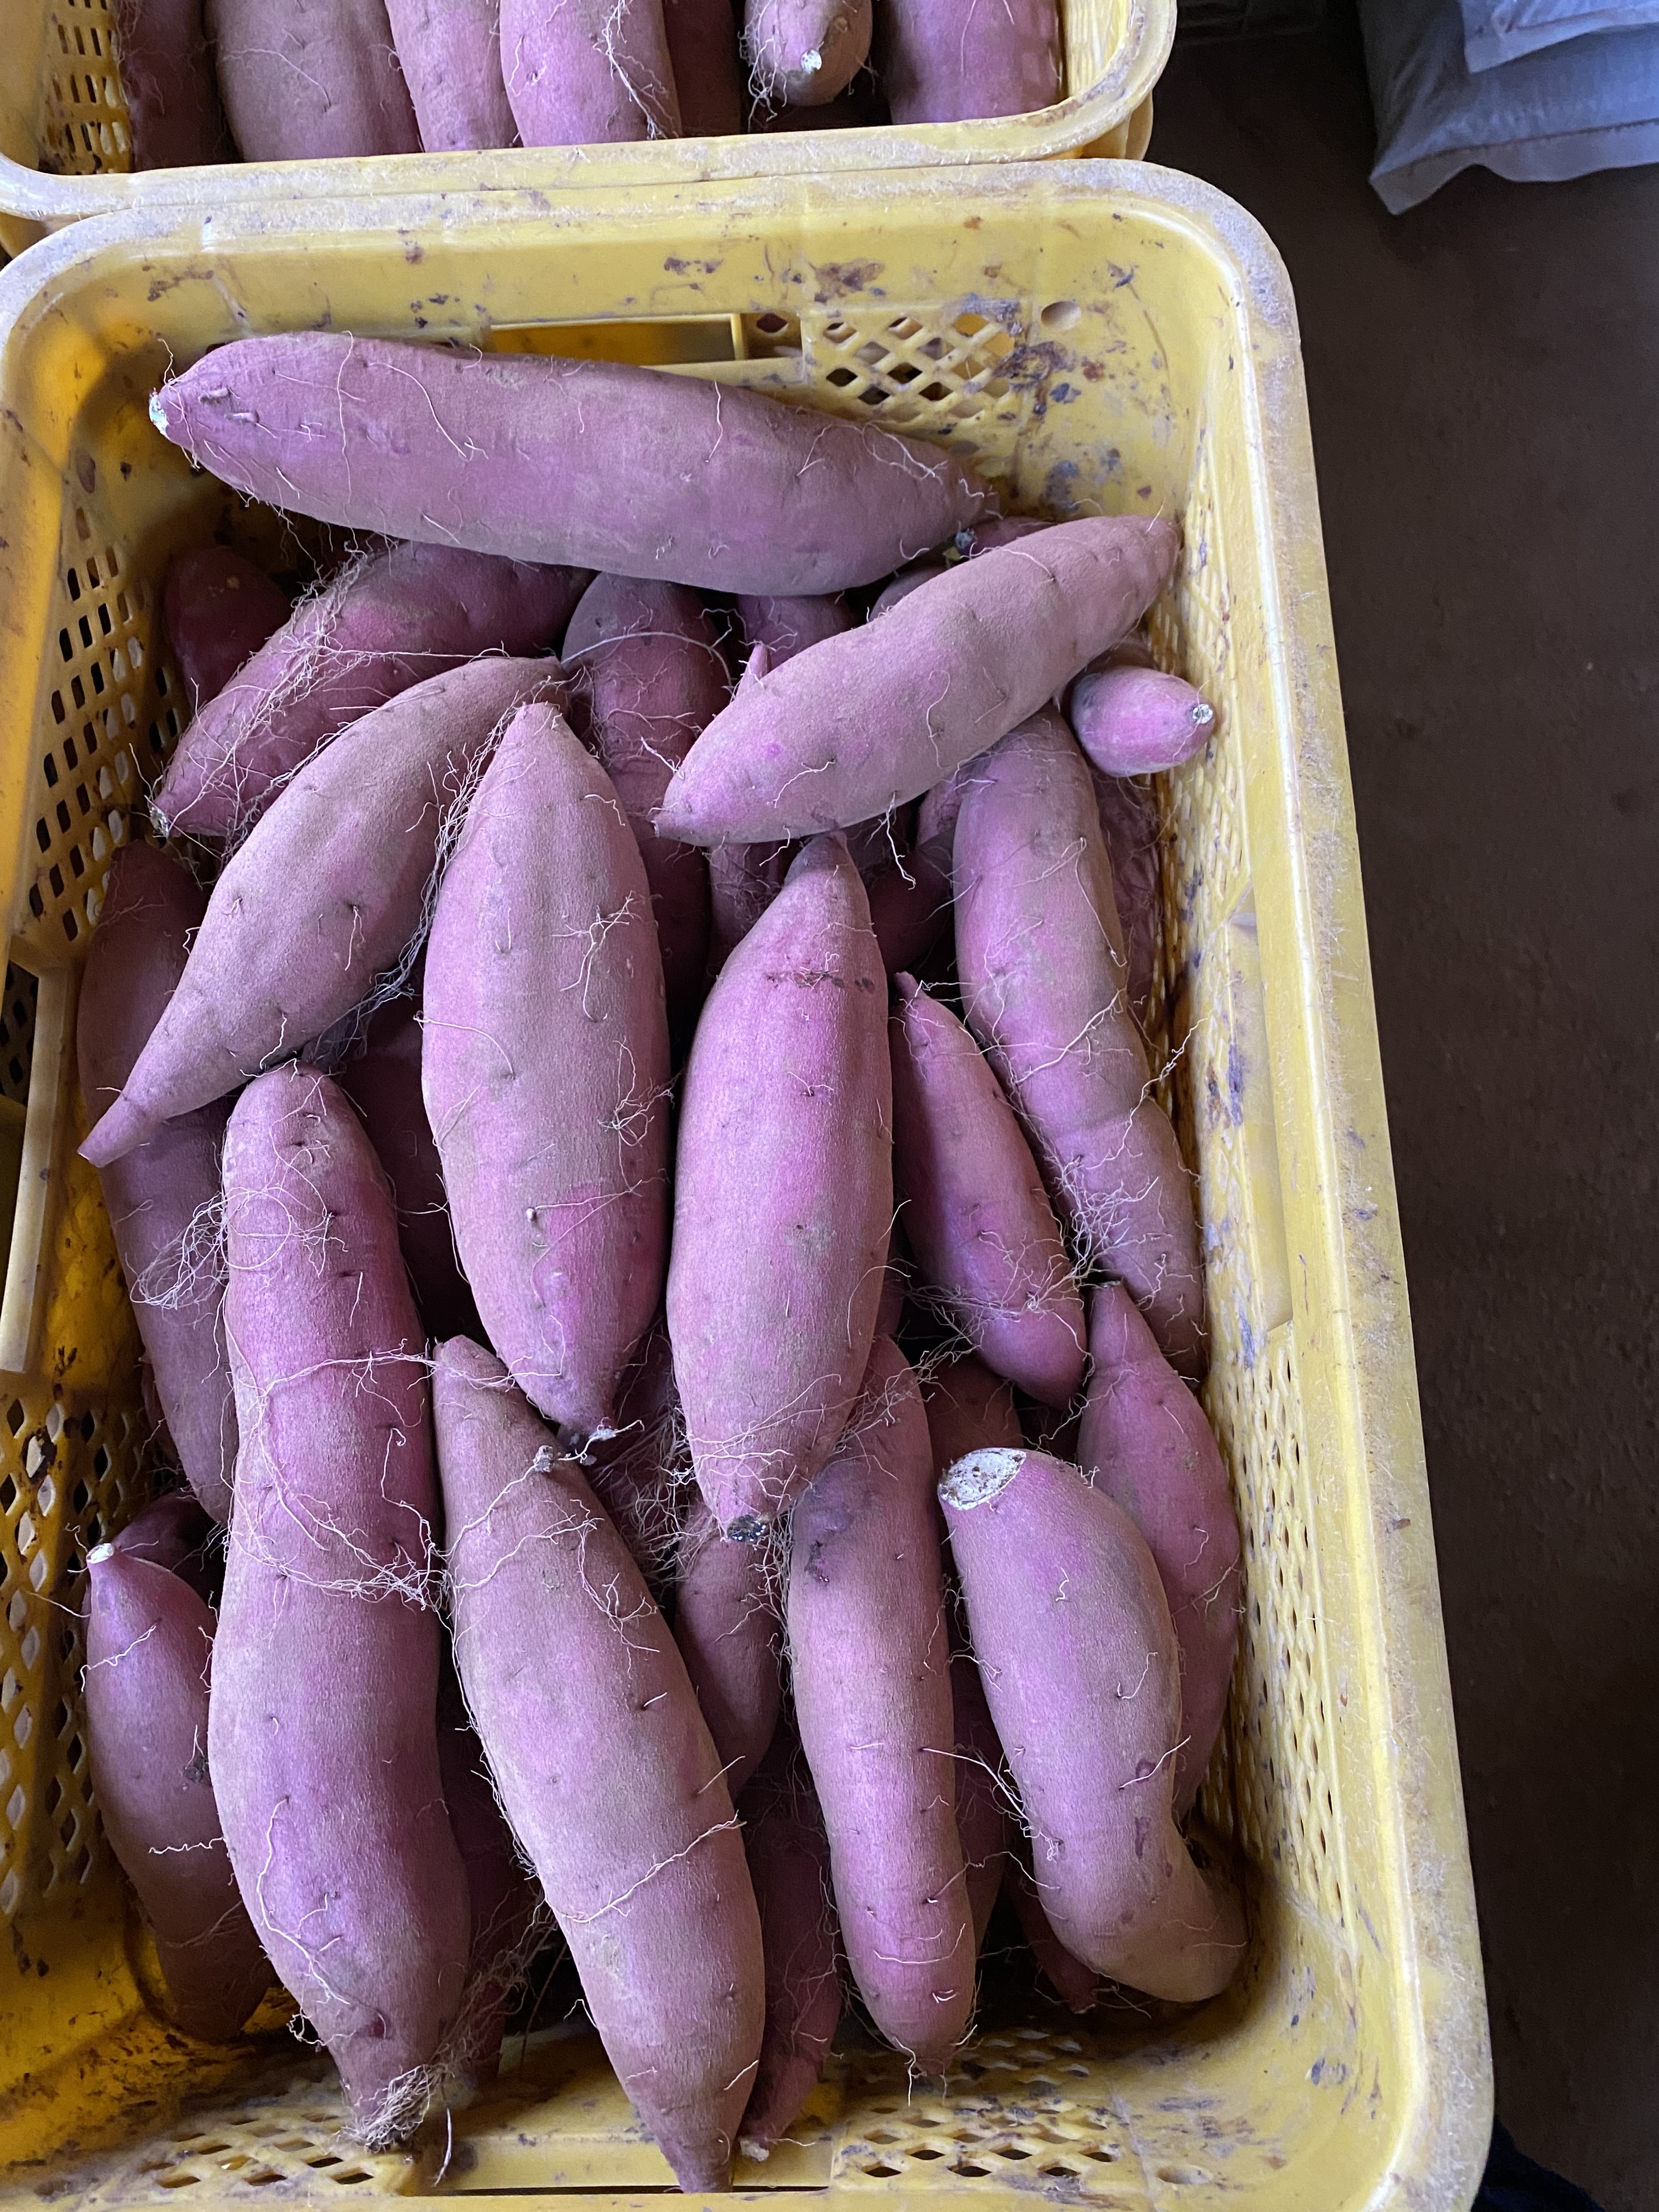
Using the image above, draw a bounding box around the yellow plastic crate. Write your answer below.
[0,0,1165,256]
[0,162,1489,2210]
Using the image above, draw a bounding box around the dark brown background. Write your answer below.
[1153,17,1659,2206]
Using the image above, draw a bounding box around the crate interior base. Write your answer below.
[8,1977,1308,2206]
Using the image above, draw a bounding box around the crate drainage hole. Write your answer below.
[1156,2169,1209,2187]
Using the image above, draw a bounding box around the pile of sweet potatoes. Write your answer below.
[77,339,1244,2183]
[116,0,1065,169]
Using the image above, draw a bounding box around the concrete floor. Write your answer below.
[1150,19,1659,2208]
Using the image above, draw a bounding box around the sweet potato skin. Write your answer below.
[674,1499,782,1800]
[875,0,1059,122]
[155,543,585,843]
[953,709,1206,1378]
[890,974,1084,1407]
[1068,664,1215,776]
[101,1491,216,1600]
[1090,769,1162,1031]
[736,1726,840,2159]
[668,835,891,1532]
[788,1337,972,2070]
[861,765,961,974]
[78,843,236,1520]
[435,1336,764,2191]
[424,703,670,1437]
[733,594,850,663]
[84,1550,269,2041]
[337,994,481,1345]
[208,0,423,156]
[746,0,871,105]
[584,1323,687,1597]
[212,1065,469,2138]
[151,338,990,596]
[82,655,562,1170]
[566,574,725,1049]
[921,1351,1021,1473]
[1076,1284,1240,1817]
[386,0,518,146]
[114,0,234,165]
[1005,1848,1099,2013]
[437,1676,544,2087]
[950,1652,1007,1947]
[941,1447,1244,2003]
[163,548,289,718]
[657,517,1178,843]
[501,0,681,140]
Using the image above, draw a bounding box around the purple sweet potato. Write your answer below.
[875,1227,909,1336]
[1090,768,1162,1032]
[657,517,1178,843]
[81,655,561,1170]
[565,574,726,1048]
[705,641,795,974]
[1005,1849,1099,2013]
[860,766,961,974]
[875,0,1059,122]
[788,1336,972,2069]
[1068,664,1215,777]
[961,515,1055,555]
[953,709,1205,1378]
[150,338,990,596]
[921,1351,1020,1472]
[674,1498,782,1800]
[869,558,941,616]
[337,994,481,1344]
[870,520,1053,618]
[104,1491,217,1604]
[83,1549,269,2041]
[212,1065,469,2138]
[745,0,871,104]
[386,0,518,146]
[941,1447,1244,2002]
[668,835,891,1533]
[424,702,670,1438]
[707,839,792,974]
[1076,1284,1240,1818]
[585,1323,688,1597]
[890,974,1084,1407]
[436,1335,764,2191]
[664,0,744,129]
[950,1652,1007,1948]
[734,594,851,663]
[207,0,422,156]
[155,542,585,843]
[438,1674,544,2087]
[163,548,290,718]
[78,843,236,1521]
[114,0,235,164]
[736,1725,840,2161]
[502,0,680,139]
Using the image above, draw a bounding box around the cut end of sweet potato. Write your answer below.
[939,1447,1025,1510]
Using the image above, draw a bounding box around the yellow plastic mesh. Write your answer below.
[36,0,129,176]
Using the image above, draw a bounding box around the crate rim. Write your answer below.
[0,0,1172,239]
[0,159,1492,2212]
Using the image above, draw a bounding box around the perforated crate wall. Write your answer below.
[37,0,129,177]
